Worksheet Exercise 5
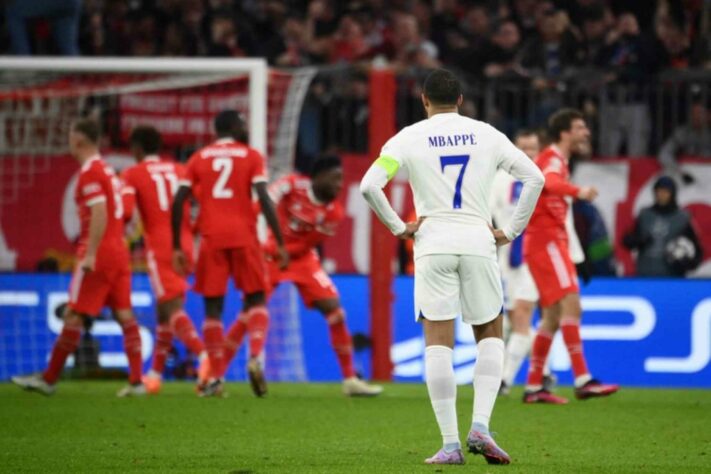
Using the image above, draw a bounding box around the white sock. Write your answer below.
[146,369,162,380]
[472,338,505,431]
[425,345,459,447]
[503,332,531,386]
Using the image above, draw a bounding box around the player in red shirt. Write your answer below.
[12,119,144,397]
[523,109,619,403]
[222,156,382,396]
[122,126,207,394]
[171,110,288,397]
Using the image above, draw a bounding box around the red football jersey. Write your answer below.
[267,174,344,258]
[181,138,266,249]
[121,156,193,257]
[74,155,129,265]
[525,145,580,245]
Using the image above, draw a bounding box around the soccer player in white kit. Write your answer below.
[360,69,544,465]
[490,129,586,394]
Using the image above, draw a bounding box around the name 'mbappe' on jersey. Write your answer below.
[378,113,543,260]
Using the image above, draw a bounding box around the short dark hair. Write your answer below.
[548,108,584,141]
[71,118,100,144]
[214,109,246,139]
[423,69,462,106]
[310,154,342,178]
[129,125,162,154]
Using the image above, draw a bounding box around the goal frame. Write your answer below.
[0,56,269,154]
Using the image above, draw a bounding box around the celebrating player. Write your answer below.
[121,125,207,394]
[222,155,383,396]
[361,69,544,465]
[12,119,144,397]
[523,109,619,404]
[171,110,288,397]
[490,129,585,394]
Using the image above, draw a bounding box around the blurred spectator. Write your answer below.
[596,13,658,156]
[267,15,312,67]
[207,12,253,57]
[623,176,703,277]
[656,11,694,69]
[579,4,613,64]
[658,98,711,183]
[452,4,497,77]
[510,0,539,39]
[517,5,585,83]
[429,0,464,63]
[389,12,439,70]
[482,19,523,78]
[127,10,160,57]
[330,14,368,64]
[573,200,617,276]
[6,0,81,55]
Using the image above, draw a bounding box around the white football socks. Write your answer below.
[425,345,460,448]
[472,337,505,431]
[502,331,531,386]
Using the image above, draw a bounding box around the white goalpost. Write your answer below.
[0,57,315,383]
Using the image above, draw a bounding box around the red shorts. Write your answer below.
[195,243,267,297]
[526,239,579,307]
[267,251,338,307]
[68,264,132,316]
[146,249,189,303]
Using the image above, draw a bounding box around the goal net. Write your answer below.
[0,58,315,383]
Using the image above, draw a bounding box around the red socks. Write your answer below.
[151,324,172,375]
[223,307,269,366]
[170,310,205,355]
[202,319,225,379]
[224,312,248,364]
[526,329,553,387]
[43,324,82,384]
[246,306,269,359]
[121,318,143,385]
[326,309,356,379]
[560,317,590,379]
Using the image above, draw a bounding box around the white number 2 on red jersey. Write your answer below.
[212,157,234,199]
[150,171,179,211]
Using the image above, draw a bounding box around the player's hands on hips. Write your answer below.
[80,254,96,272]
[577,186,598,201]
[398,217,425,240]
[489,225,511,246]
[276,245,290,270]
[172,249,188,276]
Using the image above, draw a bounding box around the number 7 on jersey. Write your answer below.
[440,154,470,209]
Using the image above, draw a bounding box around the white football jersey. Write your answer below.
[490,170,585,265]
[377,113,543,259]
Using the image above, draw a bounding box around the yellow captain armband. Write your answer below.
[374,155,400,180]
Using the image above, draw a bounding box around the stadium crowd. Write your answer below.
[1,0,708,278]
[2,0,709,71]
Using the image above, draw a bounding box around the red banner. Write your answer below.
[1,155,710,276]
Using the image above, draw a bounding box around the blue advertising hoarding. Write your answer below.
[1,274,709,388]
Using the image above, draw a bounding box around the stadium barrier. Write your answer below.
[2,273,710,388]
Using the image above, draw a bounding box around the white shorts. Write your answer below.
[501,263,539,310]
[414,254,503,326]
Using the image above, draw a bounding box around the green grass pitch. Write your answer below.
[1,382,710,473]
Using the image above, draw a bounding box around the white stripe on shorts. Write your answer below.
[146,250,165,299]
[546,241,571,288]
[70,266,84,303]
